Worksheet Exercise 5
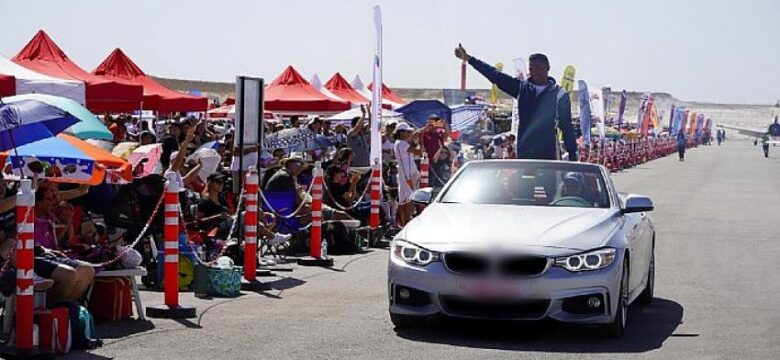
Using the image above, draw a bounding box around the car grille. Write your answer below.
[440,296,550,319]
[444,253,549,277]
[443,253,490,275]
[498,256,549,276]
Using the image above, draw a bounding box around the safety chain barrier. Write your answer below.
[0,192,165,273]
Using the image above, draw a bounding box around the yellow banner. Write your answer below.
[491,62,504,105]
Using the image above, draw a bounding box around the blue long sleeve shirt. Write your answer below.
[468,57,578,160]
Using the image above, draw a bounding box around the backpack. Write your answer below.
[53,302,103,350]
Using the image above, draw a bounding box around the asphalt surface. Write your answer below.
[71,140,779,360]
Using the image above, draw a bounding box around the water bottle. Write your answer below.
[321,239,328,260]
[33,323,39,347]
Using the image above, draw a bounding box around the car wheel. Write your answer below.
[636,242,655,305]
[389,312,426,329]
[604,258,629,338]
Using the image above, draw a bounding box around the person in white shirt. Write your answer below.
[393,123,424,226]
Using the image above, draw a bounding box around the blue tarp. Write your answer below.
[450,104,486,132]
[395,100,451,128]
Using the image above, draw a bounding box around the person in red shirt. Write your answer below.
[108,115,127,143]
[420,114,451,162]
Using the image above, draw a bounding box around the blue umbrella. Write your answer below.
[0,99,81,151]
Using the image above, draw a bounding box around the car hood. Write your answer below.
[399,203,620,255]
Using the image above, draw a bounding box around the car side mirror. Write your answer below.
[622,194,654,214]
[410,187,434,205]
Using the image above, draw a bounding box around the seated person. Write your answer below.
[324,165,370,224]
[33,185,95,304]
[552,172,592,207]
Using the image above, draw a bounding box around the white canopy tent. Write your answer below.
[311,73,353,106]
[0,54,86,105]
[350,74,403,109]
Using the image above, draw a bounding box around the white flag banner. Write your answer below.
[510,57,526,137]
[588,85,606,142]
[370,5,383,168]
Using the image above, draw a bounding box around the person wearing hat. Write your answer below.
[393,122,424,226]
[265,155,309,193]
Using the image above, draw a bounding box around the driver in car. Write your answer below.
[553,172,593,207]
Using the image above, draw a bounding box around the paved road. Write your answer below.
[75,140,779,360]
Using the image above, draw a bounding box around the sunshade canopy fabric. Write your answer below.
[12,30,143,113]
[367,82,406,105]
[396,100,451,128]
[92,48,208,113]
[325,73,369,104]
[0,54,85,103]
[0,75,14,97]
[265,66,350,115]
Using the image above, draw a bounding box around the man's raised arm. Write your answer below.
[455,43,521,98]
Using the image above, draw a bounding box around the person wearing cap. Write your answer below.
[455,45,578,161]
[307,117,323,134]
[382,121,397,160]
[393,123,424,226]
[265,155,309,193]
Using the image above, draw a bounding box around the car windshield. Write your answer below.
[438,161,611,208]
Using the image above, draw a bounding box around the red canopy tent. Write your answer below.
[12,30,143,113]
[92,48,207,113]
[325,73,369,104]
[0,74,15,97]
[265,66,350,115]
[367,82,406,105]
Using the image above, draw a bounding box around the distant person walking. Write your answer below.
[762,133,770,158]
[677,131,687,161]
[716,129,723,146]
[454,44,578,161]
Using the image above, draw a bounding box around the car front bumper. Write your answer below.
[387,252,624,324]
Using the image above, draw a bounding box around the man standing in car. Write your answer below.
[454,44,578,161]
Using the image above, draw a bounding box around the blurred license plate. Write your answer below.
[456,278,523,299]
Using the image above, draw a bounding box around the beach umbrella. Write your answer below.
[85,139,116,153]
[112,141,140,160]
[0,133,131,185]
[59,134,132,184]
[3,94,112,141]
[0,98,80,151]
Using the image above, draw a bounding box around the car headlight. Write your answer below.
[554,247,616,272]
[392,239,440,266]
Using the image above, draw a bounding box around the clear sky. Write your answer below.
[1,0,777,104]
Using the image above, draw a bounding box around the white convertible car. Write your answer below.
[388,160,655,337]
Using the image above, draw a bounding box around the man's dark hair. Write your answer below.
[351,116,362,128]
[528,53,550,68]
[290,116,300,126]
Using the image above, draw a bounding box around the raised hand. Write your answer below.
[454,43,471,62]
